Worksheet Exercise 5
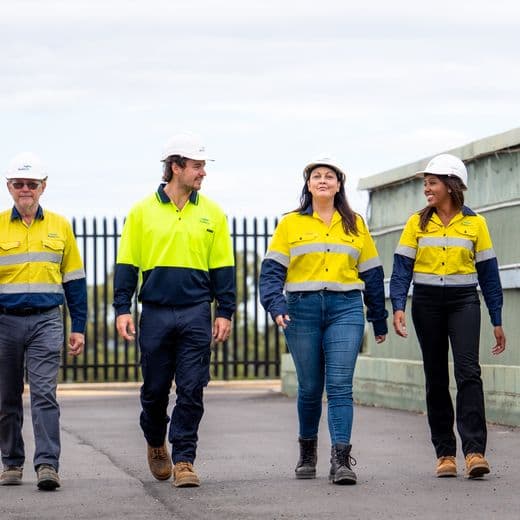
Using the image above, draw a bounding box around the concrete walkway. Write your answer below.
[2,381,519,520]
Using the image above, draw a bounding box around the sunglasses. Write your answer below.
[9,180,42,190]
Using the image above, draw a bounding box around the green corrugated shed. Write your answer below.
[355,127,520,425]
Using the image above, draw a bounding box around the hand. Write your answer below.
[116,314,136,341]
[274,314,291,329]
[375,335,386,344]
[68,332,85,357]
[492,326,506,355]
[213,317,232,343]
[393,310,408,338]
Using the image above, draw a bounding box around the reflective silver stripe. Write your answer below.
[62,269,86,283]
[418,237,473,250]
[285,281,365,292]
[0,252,62,266]
[290,243,360,260]
[395,245,416,259]
[413,272,478,286]
[475,248,496,263]
[358,257,382,273]
[265,251,290,268]
[0,283,64,294]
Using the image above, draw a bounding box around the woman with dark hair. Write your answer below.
[390,153,506,479]
[259,157,387,485]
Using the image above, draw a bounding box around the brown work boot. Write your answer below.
[436,456,457,478]
[465,453,490,479]
[147,443,173,480]
[0,466,23,486]
[173,461,200,488]
[36,464,60,490]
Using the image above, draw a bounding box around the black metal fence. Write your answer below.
[59,217,284,383]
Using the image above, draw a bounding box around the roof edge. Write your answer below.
[358,127,520,191]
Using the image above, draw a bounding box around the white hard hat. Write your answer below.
[161,132,213,161]
[416,153,468,188]
[6,152,47,180]
[303,156,346,181]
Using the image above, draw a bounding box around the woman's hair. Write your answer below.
[418,175,466,230]
[292,166,358,235]
[162,155,188,182]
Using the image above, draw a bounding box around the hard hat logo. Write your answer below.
[415,153,468,188]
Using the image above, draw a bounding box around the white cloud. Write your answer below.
[0,0,519,221]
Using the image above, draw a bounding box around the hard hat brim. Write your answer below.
[303,160,346,181]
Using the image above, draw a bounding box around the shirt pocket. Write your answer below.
[454,223,478,239]
[0,241,22,278]
[0,241,21,252]
[42,239,65,282]
[42,239,65,255]
[338,235,362,265]
[288,232,319,245]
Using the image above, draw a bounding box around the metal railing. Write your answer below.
[59,217,283,383]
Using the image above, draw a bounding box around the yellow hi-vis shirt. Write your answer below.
[265,210,381,292]
[0,206,87,331]
[114,186,235,319]
[395,209,496,286]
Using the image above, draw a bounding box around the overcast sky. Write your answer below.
[1,0,519,222]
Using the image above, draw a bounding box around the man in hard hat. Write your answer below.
[0,152,87,490]
[114,132,235,488]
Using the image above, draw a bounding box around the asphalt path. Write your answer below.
[1,383,519,520]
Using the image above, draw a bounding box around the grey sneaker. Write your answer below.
[36,464,60,490]
[0,466,23,485]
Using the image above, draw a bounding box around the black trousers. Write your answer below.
[411,284,486,457]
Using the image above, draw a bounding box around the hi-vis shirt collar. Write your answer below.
[11,205,44,221]
[299,204,342,224]
[155,183,199,205]
[424,205,476,226]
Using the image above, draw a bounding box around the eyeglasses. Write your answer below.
[9,180,42,190]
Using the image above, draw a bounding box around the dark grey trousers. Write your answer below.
[0,308,63,471]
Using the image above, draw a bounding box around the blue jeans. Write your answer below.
[284,291,365,445]
[139,302,212,464]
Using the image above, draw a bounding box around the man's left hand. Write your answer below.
[69,332,85,356]
[213,317,231,343]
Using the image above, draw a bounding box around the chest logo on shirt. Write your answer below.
[47,233,60,238]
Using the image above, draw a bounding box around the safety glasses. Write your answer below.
[9,180,42,190]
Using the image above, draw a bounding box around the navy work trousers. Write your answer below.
[138,302,212,464]
[411,284,486,457]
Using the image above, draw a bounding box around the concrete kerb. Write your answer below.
[46,379,282,396]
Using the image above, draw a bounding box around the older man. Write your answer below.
[114,132,235,488]
[0,152,87,490]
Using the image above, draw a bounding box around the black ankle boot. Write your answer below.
[329,443,357,485]
[295,437,317,479]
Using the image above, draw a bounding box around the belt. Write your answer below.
[0,306,57,316]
